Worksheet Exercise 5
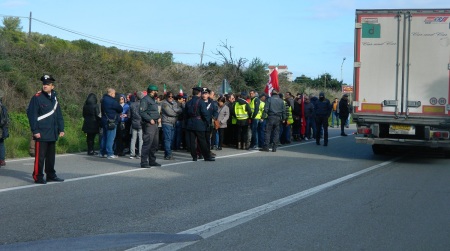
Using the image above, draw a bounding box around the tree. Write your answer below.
[1,17,22,32]
[243,57,268,90]
[213,40,248,91]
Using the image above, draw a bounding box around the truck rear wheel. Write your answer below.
[372,144,387,155]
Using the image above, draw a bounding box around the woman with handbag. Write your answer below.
[215,96,229,150]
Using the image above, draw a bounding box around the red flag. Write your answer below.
[179,85,184,96]
[300,94,306,135]
[264,67,279,97]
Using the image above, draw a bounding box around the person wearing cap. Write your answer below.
[0,91,9,167]
[139,84,162,167]
[231,92,252,150]
[184,86,215,161]
[260,89,286,152]
[314,92,332,146]
[338,93,350,136]
[129,91,145,159]
[26,74,65,184]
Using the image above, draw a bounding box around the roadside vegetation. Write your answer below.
[0,17,346,158]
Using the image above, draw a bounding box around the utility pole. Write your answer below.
[340,57,346,82]
[28,12,32,37]
[199,42,205,66]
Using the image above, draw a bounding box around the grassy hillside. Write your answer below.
[0,19,341,158]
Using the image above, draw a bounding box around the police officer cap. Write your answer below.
[192,86,202,92]
[147,84,158,91]
[201,87,210,93]
[40,74,55,84]
[343,93,349,97]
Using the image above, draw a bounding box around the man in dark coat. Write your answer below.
[184,87,215,161]
[82,93,101,155]
[260,89,286,152]
[314,92,332,146]
[338,94,350,136]
[139,85,161,168]
[27,74,65,184]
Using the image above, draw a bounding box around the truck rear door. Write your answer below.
[354,9,450,117]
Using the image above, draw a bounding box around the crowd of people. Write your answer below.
[0,74,352,184]
[81,84,352,164]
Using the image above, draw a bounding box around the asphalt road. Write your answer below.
[0,126,449,251]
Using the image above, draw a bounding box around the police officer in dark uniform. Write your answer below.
[260,89,286,152]
[139,84,161,168]
[184,87,215,161]
[27,74,65,184]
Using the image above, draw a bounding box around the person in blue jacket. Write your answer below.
[100,88,123,159]
[27,74,65,184]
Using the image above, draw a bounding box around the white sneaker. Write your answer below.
[107,155,117,159]
[304,137,309,140]
[129,155,135,159]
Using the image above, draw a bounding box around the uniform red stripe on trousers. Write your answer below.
[33,141,40,181]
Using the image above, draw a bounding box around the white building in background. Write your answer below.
[268,65,293,82]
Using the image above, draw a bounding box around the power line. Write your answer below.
[0,13,203,55]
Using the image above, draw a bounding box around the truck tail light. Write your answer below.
[357,127,372,135]
[431,131,450,139]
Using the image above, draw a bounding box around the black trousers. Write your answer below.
[264,116,281,148]
[315,116,329,144]
[141,123,159,166]
[188,129,211,159]
[340,118,347,133]
[236,124,248,143]
[218,128,225,148]
[33,141,57,181]
[86,133,97,154]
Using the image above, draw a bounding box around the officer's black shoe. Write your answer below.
[34,179,47,184]
[141,165,151,168]
[259,148,270,152]
[204,158,215,161]
[47,176,64,182]
[192,158,197,161]
[324,142,328,146]
[149,162,162,167]
[341,133,348,136]
[198,155,204,159]
[316,142,321,145]
[272,148,277,152]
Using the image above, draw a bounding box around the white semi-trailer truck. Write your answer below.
[352,9,450,154]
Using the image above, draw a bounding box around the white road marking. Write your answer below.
[128,156,402,251]
[0,137,336,194]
